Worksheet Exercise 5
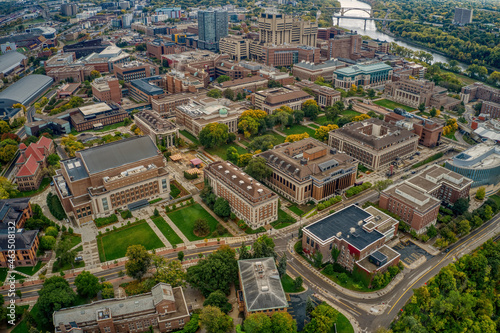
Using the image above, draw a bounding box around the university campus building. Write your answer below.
[332,63,393,90]
[251,85,314,114]
[15,136,55,192]
[302,205,400,278]
[380,165,473,233]
[328,118,419,170]
[384,110,443,148]
[134,110,178,149]
[205,161,278,229]
[257,138,358,204]
[53,283,190,333]
[53,136,170,224]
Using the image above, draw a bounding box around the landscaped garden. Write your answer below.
[281,274,304,293]
[271,209,297,229]
[97,221,164,261]
[167,203,228,241]
[288,205,305,216]
[179,130,200,145]
[205,143,248,160]
[94,214,119,228]
[374,99,416,112]
[340,109,362,117]
[150,215,184,245]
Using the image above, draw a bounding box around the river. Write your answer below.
[334,0,467,69]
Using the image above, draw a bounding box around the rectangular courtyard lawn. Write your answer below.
[167,203,220,241]
[180,130,200,145]
[266,131,286,144]
[205,143,248,160]
[151,216,184,245]
[97,221,164,261]
[374,99,415,112]
[282,124,316,138]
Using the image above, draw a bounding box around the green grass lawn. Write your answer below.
[179,130,200,145]
[271,209,297,229]
[0,267,8,282]
[52,260,85,273]
[266,131,286,144]
[64,233,82,248]
[488,194,500,206]
[309,124,320,129]
[315,116,337,126]
[341,109,362,117]
[282,124,316,138]
[167,203,221,241]
[374,99,415,112]
[151,216,184,245]
[205,143,248,160]
[411,152,444,169]
[358,164,373,173]
[15,262,44,276]
[334,313,355,333]
[321,270,371,292]
[170,183,181,198]
[281,274,304,293]
[444,132,458,141]
[12,178,51,198]
[288,205,305,216]
[97,221,164,261]
[10,305,30,333]
[239,139,251,147]
[75,245,83,252]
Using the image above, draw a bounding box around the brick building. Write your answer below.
[302,205,399,278]
[146,39,185,59]
[0,198,40,268]
[380,165,472,232]
[238,61,295,86]
[258,12,317,47]
[237,258,288,317]
[295,81,342,107]
[44,52,77,72]
[329,118,419,170]
[251,85,315,114]
[129,76,166,103]
[292,59,346,81]
[15,136,55,192]
[219,35,250,61]
[53,136,170,224]
[163,69,207,94]
[257,138,358,204]
[460,82,500,104]
[134,110,178,149]
[481,101,500,119]
[151,93,193,118]
[327,35,362,60]
[213,76,268,94]
[69,103,128,132]
[91,76,122,104]
[114,61,159,83]
[255,44,320,67]
[46,65,94,83]
[175,95,245,137]
[384,111,443,148]
[53,283,190,333]
[205,161,278,229]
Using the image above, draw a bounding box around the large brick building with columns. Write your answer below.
[205,161,278,229]
[257,138,358,204]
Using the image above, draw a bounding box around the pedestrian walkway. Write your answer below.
[145,215,172,249]
[159,211,190,244]
[193,195,246,237]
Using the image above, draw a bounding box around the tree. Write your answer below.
[314,124,338,142]
[278,254,287,277]
[0,177,18,199]
[55,238,77,268]
[476,187,486,200]
[268,79,282,88]
[367,89,376,99]
[457,219,471,236]
[74,271,101,298]
[203,290,232,313]
[250,135,279,152]
[199,123,229,149]
[293,110,304,124]
[244,312,272,333]
[452,198,469,216]
[214,197,231,217]
[306,296,315,315]
[207,89,222,98]
[199,305,233,333]
[226,146,240,164]
[238,116,260,138]
[187,245,238,296]
[304,302,338,333]
[253,234,276,259]
[238,153,253,167]
[194,218,210,236]
[37,276,76,325]
[302,100,320,120]
[125,244,152,280]
[294,276,303,291]
[285,132,309,143]
[101,282,115,299]
[418,103,426,113]
[430,107,437,118]
[313,251,323,268]
[223,88,235,100]
[153,207,159,217]
[245,157,272,181]
[375,179,393,193]
[216,75,231,84]
[177,251,184,262]
[154,259,186,287]
[270,312,297,333]
[40,235,56,251]
[239,242,252,260]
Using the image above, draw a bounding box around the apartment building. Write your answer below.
[257,138,358,204]
[333,63,393,90]
[91,76,122,104]
[0,198,39,268]
[384,111,443,148]
[205,161,278,229]
[460,82,500,104]
[292,59,346,81]
[380,165,472,232]
[328,118,419,170]
[295,81,342,107]
[69,103,128,132]
[219,35,250,61]
[53,283,190,333]
[151,93,193,118]
[384,77,461,110]
[302,205,400,277]
[53,136,170,224]
[327,35,362,60]
[15,136,55,192]
[175,95,245,137]
[114,61,159,82]
[258,12,317,47]
[481,101,500,119]
[135,110,178,149]
[251,85,314,114]
[237,258,288,317]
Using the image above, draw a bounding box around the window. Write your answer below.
[162,178,168,189]
[102,198,109,211]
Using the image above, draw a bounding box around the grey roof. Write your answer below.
[0,51,27,75]
[0,228,38,251]
[130,76,164,95]
[238,257,288,312]
[294,59,342,70]
[0,74,53,107]
[305,205,384,250]
[61,158,89,181]
[78,136,159,174]
[0,198,31,230]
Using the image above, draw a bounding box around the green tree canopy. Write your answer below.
[203,290,232,313]
[74,271,101,298]
[199,123,229,149]
[125,244,152,280]
[245,157,272,181]
[37,276,77,325]
[199,305,234,333]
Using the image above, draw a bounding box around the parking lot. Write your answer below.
[392,241,433,266]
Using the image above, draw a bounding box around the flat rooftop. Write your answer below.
[384,183,440,212]
[449,143,500,169]
[79,103,112,116]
